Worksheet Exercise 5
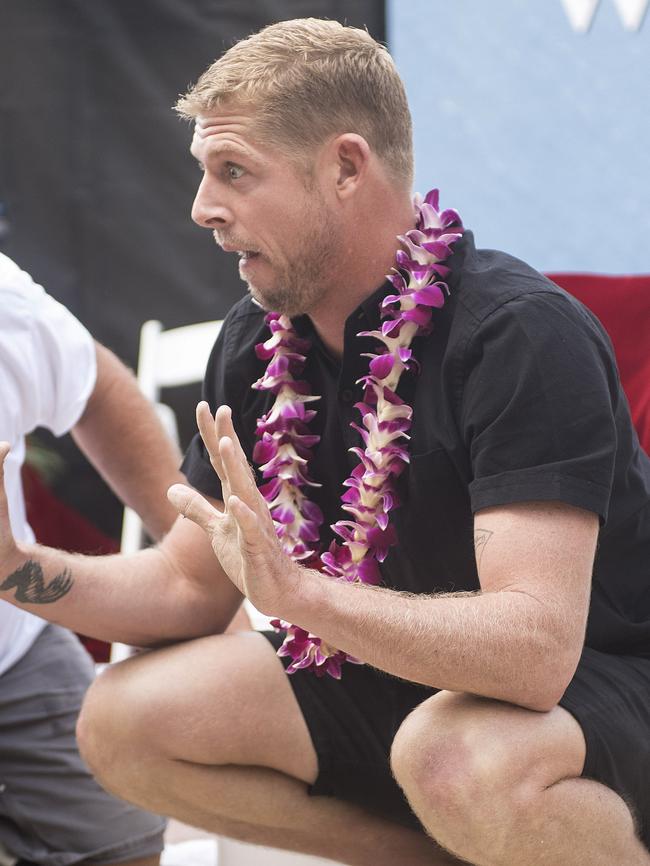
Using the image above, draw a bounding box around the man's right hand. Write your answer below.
[0,442,25,577]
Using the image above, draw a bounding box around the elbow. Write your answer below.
[505,592,587,713]
[516,640,583,713]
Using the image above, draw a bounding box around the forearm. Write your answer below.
[282,572,580,711]
[72,342,184,540]
[0,540,231,646]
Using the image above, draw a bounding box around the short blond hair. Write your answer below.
[175,18,413,187]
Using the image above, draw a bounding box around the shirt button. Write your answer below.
[0,784,6,793]
[341,388,355,403]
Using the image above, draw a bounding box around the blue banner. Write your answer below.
[389,0,649,273]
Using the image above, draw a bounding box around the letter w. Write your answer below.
[561,0,649,31]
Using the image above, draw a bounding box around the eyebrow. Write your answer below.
[191,140,256,164]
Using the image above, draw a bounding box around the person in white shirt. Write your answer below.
[0,252,182,866]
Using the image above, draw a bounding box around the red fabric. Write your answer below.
[22,465,117,662]
[547,273,650,455]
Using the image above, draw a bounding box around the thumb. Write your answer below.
[167,483,220,535]
[0,441,11,514]
[0,441,10,466]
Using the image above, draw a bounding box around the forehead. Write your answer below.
[190,109,268,160]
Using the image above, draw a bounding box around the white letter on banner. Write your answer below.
[561,0,648,30]
[561,0,600,32]
[612,0,649,29]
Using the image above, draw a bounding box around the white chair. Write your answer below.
[119,317,224,556]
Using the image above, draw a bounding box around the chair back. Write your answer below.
[119,318,223,555]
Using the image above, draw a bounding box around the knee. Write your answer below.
[390,694,536,859]
[76,658,161,792]
[391,698,485,818]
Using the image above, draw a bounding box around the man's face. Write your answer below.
[190,107,344,317]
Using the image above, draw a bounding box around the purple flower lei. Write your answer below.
[252,190,463,678]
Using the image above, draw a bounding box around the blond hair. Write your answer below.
[176,18,413,187]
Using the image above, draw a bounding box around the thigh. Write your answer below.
[86,629,321,785]
[559,647,650,845]
[0,625,164,866]
[88,629,434,830]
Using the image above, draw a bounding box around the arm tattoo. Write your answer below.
[474,528,493,568]
[0,560,73,604]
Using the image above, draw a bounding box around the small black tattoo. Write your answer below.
[474,528,493,568]
[0,560,73,604]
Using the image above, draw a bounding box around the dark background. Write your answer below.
[0,0,385,539]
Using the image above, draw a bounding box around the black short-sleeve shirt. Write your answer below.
[183,232,650,657]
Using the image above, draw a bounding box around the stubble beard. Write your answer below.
[245,200,343,319]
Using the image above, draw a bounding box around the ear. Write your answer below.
[329,134,371,199]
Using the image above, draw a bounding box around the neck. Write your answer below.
[307,193,416,357]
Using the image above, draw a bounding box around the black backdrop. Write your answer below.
[0,0,385,538]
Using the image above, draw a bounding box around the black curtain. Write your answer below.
[0,0,385,538]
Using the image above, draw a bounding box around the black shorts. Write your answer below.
[263,632,650,844]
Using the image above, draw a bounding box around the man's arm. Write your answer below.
[72,341,184,541]
[0,441,243,644]
[285,501,596,711]
[170,404,598,713]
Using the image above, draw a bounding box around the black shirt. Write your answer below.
[183,232,650,658]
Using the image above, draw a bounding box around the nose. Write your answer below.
[191,175,233,228]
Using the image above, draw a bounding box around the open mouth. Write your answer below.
[238,250,260,261]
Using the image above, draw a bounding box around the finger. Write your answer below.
[228,495,279,567]
[219,436,262,514]
[229,494,266,545]
[214,405,255,505]
[167,482,220,535]
[0,443,17,545]
[196,402,229,493]
[0,441,10,466]
[215,405,250,467]
[0,441,11,510]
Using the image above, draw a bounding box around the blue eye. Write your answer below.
[227,164,245,180]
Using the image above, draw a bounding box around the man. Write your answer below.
[1,19,649,866]
[0,251,181,866]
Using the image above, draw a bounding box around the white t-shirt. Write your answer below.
[0,253,96,676]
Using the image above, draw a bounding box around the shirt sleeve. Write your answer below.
[0,255,97,443]
[461,291,618,522]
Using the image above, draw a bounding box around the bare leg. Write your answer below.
[391,691,650,866]
[77,633,460,866]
